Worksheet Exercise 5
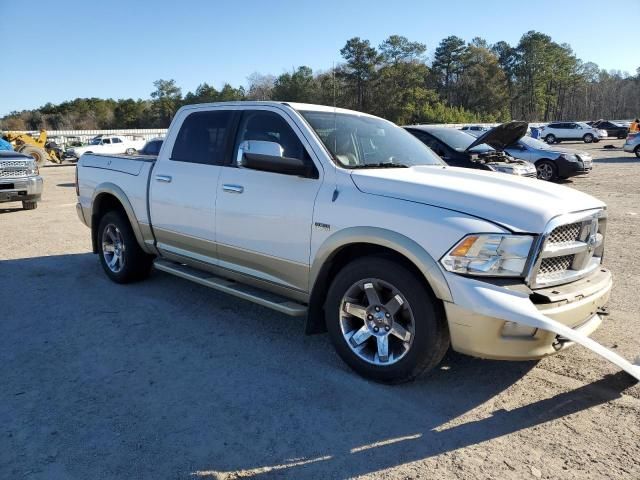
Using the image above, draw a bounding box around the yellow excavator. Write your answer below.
[2,129,62,166]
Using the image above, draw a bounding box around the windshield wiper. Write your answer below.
[349,162,409,169]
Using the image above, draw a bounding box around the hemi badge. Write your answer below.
[314,222,330,231]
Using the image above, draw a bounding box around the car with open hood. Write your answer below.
[504,135,593,181]
[404,121,537,177]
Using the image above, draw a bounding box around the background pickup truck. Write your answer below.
[67,135,145,159]
[0,151,42,209]
[76,102,639,383]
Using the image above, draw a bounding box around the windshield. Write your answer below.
[89,138,102,145]
[519,136,551,150]
[300,111,443,168]
[429,128,493,152]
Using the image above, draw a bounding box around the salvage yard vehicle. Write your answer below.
[540,122,608,144]
[2,129,62,166]
[505,136,592,181]
[623,132,640,158]
[75,102,640,383]
[404,122,538,177]
[0,151,43,210]
[587,120,629,139]
[138,137,164,156]
[66,135,145,159]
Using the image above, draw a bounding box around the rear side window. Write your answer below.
[112,137,122,144]
[171,110,232,165]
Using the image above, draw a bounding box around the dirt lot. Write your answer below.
[1,140,639,479]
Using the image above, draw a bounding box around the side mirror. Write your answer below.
[237,140,313,177]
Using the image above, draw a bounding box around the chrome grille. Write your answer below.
[547,222,581,245]
[0,160,29,178]
[539,255,573,275]
[529,210,606,288]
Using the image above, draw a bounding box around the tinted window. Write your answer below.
[102,138,111,144]
[548,123,561,129]
[112,137,122,143]
[171,110,232,164]
[235,111,307,162]
[146,140,162,155]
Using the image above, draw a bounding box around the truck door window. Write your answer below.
[112,138,122,143]
[102,138,111,144]
[171,110,232,165]
[234,111,310,163]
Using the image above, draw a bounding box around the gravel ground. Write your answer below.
[1,140,639,479]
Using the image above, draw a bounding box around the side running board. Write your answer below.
[153,259,308,317]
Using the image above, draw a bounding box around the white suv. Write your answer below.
[540,122,608,144]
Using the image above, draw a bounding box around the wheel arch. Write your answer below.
[305,227,452,334]
[91,184,150,254]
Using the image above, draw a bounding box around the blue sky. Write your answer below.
[1,0,638,116]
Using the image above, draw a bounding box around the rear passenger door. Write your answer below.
[149,108,235,264]
[214,107,322,292]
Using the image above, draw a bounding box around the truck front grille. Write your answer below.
[0,161,29,178]
[528,211,606,288]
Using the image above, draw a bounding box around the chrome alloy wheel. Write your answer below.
[102,224,126,273]
[339,279,415,365]
[537,162,554,181]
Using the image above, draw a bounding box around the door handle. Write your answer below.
[222,184,244,194]
[155,175,172,183]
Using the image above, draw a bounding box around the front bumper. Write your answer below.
[557,158,591,177]
[0,175,43,203]
[445,267,611,360]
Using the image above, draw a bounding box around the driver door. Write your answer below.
[215,108,322,292]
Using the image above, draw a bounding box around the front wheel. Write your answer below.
[536,160,557,181]
[325,257,449,384]
[97,211,153,283]
[125,148,136,155]
[22,201,37,210]
[583,133,594,143]
[635,145,640,158]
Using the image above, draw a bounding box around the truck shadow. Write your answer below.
[1,253,636,479]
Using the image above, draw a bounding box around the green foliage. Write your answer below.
[1,31,638,131]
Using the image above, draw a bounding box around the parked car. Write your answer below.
[404,122,537,177]
[460,125,491,137]
[504,136,593,181]
[66,135,146,159]
[587,120,629,139]
[623,132,640,157]
[0,150,43,210]
[539,122,607,144]
[138,137,164,156]
[75,101,640,384]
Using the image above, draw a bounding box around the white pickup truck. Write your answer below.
[76,102,639,383]
[67,135,146,159]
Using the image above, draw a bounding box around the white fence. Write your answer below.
[20,129,168,147]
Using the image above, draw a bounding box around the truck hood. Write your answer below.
[467,121,528,152]
[350,165,605,232]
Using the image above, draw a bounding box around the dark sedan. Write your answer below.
[587,120,629,139]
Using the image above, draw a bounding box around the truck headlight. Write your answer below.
[26,162,39,175]
[441,234,534,277]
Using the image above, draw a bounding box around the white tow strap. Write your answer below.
[452,281,640,381]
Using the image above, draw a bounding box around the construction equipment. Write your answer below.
[2,129,62,166]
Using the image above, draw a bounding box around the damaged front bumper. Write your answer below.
[444,267,640,381]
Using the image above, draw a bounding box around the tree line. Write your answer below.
[2,30,638,131]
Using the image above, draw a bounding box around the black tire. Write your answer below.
[635,145,640,159]
[544,134,556,144]
[125,148,136,155]
[19,145,48,167]
[325,256,449,384]
[583,133,594,143]
[97,210,153,283]
[22,201,37,210]
[536,160,558,181]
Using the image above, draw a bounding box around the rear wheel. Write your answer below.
[536,160,557,181]
[97,211,153,283]
[544,134,556,144]
[125,148,136,155]
[325,256,449,384]
[635,145,640,158]
[22,201,37,210]
[583,133,594,143]
[19,145,48,167]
